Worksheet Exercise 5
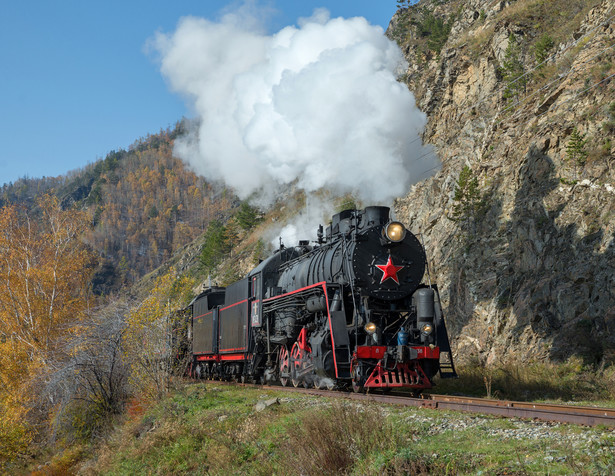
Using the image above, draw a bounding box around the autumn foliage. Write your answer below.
[82,130,235,285]
[0,195,95,466]
[0,129,252,470]
[1,127,237,292]
[124,271,195,401]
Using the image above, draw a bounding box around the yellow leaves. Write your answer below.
[124,270,195,401]
[0,195,95,462]
[0,332,35,468]
[0,404,32,468]
[79,138,237,281]
[0,340,33,396]
[0,196,95,356]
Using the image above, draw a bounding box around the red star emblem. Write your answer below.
[376,256,404,285]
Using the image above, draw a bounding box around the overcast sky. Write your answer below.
[0,0,400,186]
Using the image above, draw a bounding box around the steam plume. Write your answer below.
[151,5,437,209]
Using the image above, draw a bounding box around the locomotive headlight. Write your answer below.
[420,323,434,336]
[364,322,377,335]
[384,221,406,243]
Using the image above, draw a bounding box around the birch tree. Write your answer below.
[0,195,94,464]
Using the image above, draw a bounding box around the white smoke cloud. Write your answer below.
[264,196,336,248]
[150,4,438,208]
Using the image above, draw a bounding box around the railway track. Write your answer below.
[417,394,615,427]
[219,381,615,427]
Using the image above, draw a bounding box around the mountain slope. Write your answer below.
[0,125,237,292]
[389,0,615,364]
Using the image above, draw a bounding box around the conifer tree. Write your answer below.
[534,34,555,65]
[565,127,589,179]
[501,34,527,104]
[566,128,588,167]
[200,220,228,271]
[224,217,241,256]
[235,202,261,231]
[449,165,483,234]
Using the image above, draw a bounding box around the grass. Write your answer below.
[60,379,615,475]
[499,0,602,44]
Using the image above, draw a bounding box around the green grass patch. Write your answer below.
[68,381,615,475]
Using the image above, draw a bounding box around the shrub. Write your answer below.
[0,414,31,471]
[435,356,614,401]
[603,102,615,133]
[46,301,131,444]
[393,5,455,58]
[252,239,266,266]
[281,402,399,475]
[534,34,555,65]
[125,272,195,402]
[416,11,454,54]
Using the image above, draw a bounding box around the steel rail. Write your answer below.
[426,394,615,427]
[219,381,615,427]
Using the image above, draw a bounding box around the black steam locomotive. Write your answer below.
[187,206,456,392]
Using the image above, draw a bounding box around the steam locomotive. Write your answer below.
[186,206,457,392]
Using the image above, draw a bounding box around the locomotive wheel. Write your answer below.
[279,346,290,387]
[290,342,307,388]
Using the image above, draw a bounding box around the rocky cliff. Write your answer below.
[388,0,615,365]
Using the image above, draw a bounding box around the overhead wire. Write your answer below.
[535,70,615,119]
[502,40,615,123]
[412,66,615,178]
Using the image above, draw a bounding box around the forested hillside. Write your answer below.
[1,123,237,291]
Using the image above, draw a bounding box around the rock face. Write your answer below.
[388,0,615,364]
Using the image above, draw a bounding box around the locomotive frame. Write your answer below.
[185,206,457,392]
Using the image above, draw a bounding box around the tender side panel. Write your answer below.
[192,294,217,355]
[219,279,249,354]
[193,310,214,354]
